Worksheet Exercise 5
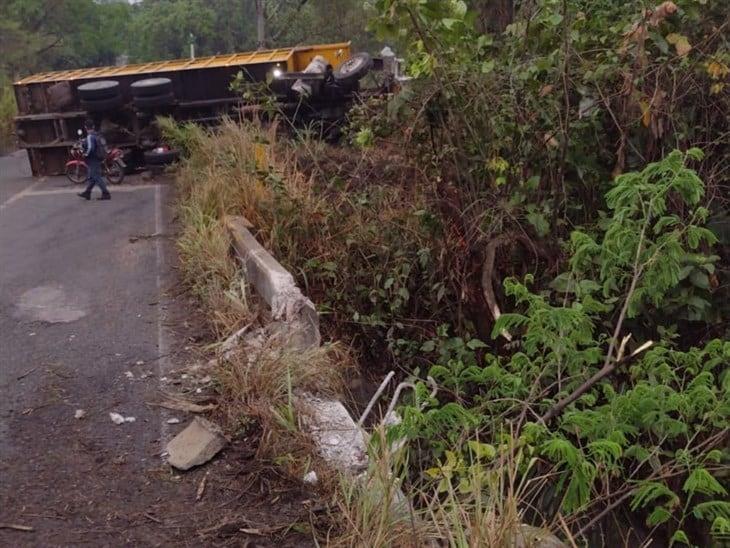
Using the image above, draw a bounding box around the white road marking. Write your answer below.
[0,182,42,211]
[25,184,162,196]
[1,184,162,211]
[154,183,173,453]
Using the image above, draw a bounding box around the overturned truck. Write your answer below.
[13,42,387,176]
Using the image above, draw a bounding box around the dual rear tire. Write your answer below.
[77,80,123,112]
[131,78,175,109]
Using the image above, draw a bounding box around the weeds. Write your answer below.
[0,77,16,152]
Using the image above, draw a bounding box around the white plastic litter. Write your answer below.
[109,412,136,425]
[74,409,86,420]
[124,371,134,379]
[166,417,181,424]
[303,471,318,485]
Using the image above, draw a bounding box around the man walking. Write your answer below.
[77,120,111,201]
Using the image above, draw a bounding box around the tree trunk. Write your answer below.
[474,0,514,34]
[255,0,266,49]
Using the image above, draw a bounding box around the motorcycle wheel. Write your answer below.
[66,163,88,185]
[106,160,125,185]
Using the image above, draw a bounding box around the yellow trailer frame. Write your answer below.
[14,42,352,86]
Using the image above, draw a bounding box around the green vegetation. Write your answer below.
[168,1,728,545]
[3,0,725,544]
[0,75,16,152]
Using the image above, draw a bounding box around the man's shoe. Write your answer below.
[77,191,91,200]
[97,193,111,201]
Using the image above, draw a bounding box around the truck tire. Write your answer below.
[80,95,124,112]
[131,77,173,97]
[133,92,176,109]
[77,80,120,101]
[144,149,179,166]
[334,53,373,86]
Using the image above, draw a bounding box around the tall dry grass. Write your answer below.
[323,427,562,548]
[164,115,457,366]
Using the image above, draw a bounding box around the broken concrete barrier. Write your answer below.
[166,417,227,470]
[226,216,320,351]
[295,392,369,475]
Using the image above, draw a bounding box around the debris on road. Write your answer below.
[196,471,210,501]
[166,417,181,424]
[0,523,34,532]
[74,409,86,419]
[124,371,134,379]
[109,412,136,425]
[151,396,217,414]
[166,417,227,470]
[129,232,163,243]
[303,471,318,485]
[16,367,37,381]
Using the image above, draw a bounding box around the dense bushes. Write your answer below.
[167,1,728,544]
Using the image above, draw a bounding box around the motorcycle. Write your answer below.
[65,129,126,185]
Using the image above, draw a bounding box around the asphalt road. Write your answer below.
[0,152,318,548]
[0,151,192,545]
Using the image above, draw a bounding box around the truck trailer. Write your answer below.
[13,42,380,176]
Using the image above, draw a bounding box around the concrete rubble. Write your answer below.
[166,417,227,471]
[109,412,135,425]
[296,393,369,475]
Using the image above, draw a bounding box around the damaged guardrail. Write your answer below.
[225,215,369,476]
[224,214,568,547]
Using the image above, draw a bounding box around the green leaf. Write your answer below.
[550,272,575,293]
[481,60,495,74]
[548,13,564,26]
[452,0,468,17]
[689,270,710,290]
[693,501,730,522]
[647,506,672,526]
[467,440,496,460]
[526,211,550,238]
[683,468,727,497]
[441,18,460,30]
[686,147,704,161]
[670,529,690,546]
[631,481,679,511]
[466,339,487,350]
[420,340,436,352]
